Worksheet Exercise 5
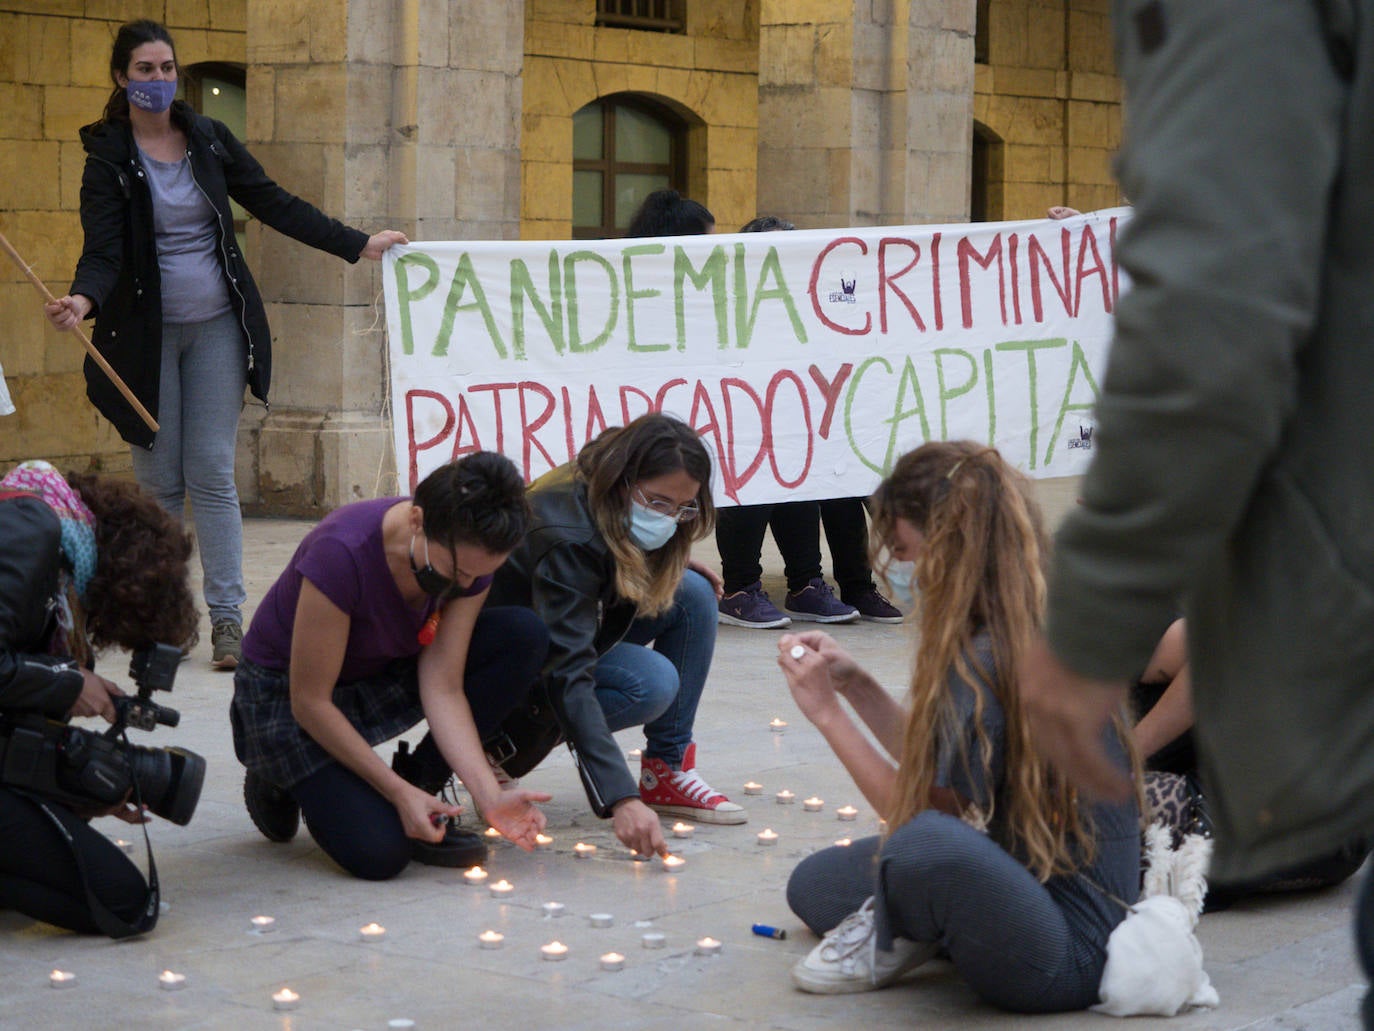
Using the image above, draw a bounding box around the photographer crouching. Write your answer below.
[0,460,200,937]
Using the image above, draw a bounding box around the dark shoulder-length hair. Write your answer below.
[413,451,530,555]
[67,471,198,652]
[576,413,715,614]
[101,19,177,124]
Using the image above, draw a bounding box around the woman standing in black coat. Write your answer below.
[44,19,406,670]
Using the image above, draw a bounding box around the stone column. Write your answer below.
[757,0,975,229]
[238,0,524,515]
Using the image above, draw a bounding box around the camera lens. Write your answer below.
[129,744,206,826]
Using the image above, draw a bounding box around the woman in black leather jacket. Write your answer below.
[43,19,406,670]
[488,413,748,859]
[0,461,196,935]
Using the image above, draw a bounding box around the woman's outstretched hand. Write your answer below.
[360,230,409,260]
[610,797,667,858]
[777,632,849,723]
[395,783,462,843]
[482,788,553,851]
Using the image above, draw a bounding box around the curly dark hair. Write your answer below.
[66,472,198,651]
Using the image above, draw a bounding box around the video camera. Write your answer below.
[0,643,205,825]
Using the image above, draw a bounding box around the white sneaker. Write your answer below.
[791,898,936,994]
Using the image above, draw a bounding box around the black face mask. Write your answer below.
[409,533,458,600]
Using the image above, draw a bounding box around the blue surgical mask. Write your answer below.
[884,560,917,609]
[626,502,678,551]
[127,79,177,114]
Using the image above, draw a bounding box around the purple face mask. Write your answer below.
[127,79,177,114]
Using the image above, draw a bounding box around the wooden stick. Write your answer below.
[0,229,158,433]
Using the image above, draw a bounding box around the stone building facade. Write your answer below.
[0,0,1122,514]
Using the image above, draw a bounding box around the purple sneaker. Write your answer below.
[843,587,904,624]
[784,579,860,624]
[718,582,791,629]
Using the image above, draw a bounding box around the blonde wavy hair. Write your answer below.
[872,441,1127,881]
[576,414,715,616]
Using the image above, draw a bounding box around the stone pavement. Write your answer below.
[1,490,1366,1030]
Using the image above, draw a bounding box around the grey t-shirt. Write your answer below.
[139,148,232,324]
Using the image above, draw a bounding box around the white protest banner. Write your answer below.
[383,207,1129,502]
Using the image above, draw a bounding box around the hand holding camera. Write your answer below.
[69,670,125,723]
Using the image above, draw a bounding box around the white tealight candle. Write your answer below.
[488,879,514,898]
[477,929,504,950]
[776,789,796,805]
[836,805,859,821]
[249,914,276,934]
[627,748,642,759]
[540,940,569,962]
[533,833,553,850]
[757,827,779,847]
[49,969,76,989]
[600,951,625,971]
[743,781,763,795]
[387,1021,416,1030]
[802,796,825,812]
[272,987,300,1011]
[484,826,502,839]
[661,854,686,871]
[463,865,489,885]
[671,821,694,838]
[541,901,565,919]
[588,912,614,928]
[642,931,666,949]
[113,838,133,854]
[573,842,597,859]
[157,970,186,991]
[834,837,853,847]
[695,936,723,956]
[769,717,788,732]
[359,922,386,942]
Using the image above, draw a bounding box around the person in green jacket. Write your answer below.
[1017,2,1374,1024]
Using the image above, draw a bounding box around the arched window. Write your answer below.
[182,62,248,252]
[572,94,687,239]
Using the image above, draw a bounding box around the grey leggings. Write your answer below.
[130,311,247,625]
[787,811,1129,1013]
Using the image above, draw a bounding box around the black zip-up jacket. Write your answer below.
[69,102,369,448]
[0,496,86,718]
[486,465,640,817]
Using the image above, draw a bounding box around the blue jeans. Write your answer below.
[594,570,716,768]
[130,311,247,625]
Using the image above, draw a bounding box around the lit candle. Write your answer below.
[573,842,597,859]
[776,789,795,805]
[464,865,489,885]
[541,901,565,919]
[359,922,387,942]
[627,748,642,759]
[588,912,614,928]
[272,987,300,1011]
[769,717,788,733]
[599,951,625,972]
[671,821,694,838]
[249,914,276,933]
[743,781,763,795]
[802,796,825,812]
[641,931,666,949]
[533,833,553,850]
[836,805,858,822]
[157,970,186,991]
[113,838,133,854]
[488,879,514,899]
[757,828,779,847]
[695,936,723,956]
[834,837,853,847]
[49,969,76,989]
[540,940,569,962]
[477,929,504,950]
[661,854,686,871]
[484,826,502,839]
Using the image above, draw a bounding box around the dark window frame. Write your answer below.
[573,93,687,239]
[595,0,685,33]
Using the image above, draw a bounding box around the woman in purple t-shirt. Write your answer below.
[230,452,551,879]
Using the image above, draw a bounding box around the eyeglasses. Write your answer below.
[632,486,700,524]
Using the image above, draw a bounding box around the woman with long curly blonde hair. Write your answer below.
[777,441,1140,1012]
